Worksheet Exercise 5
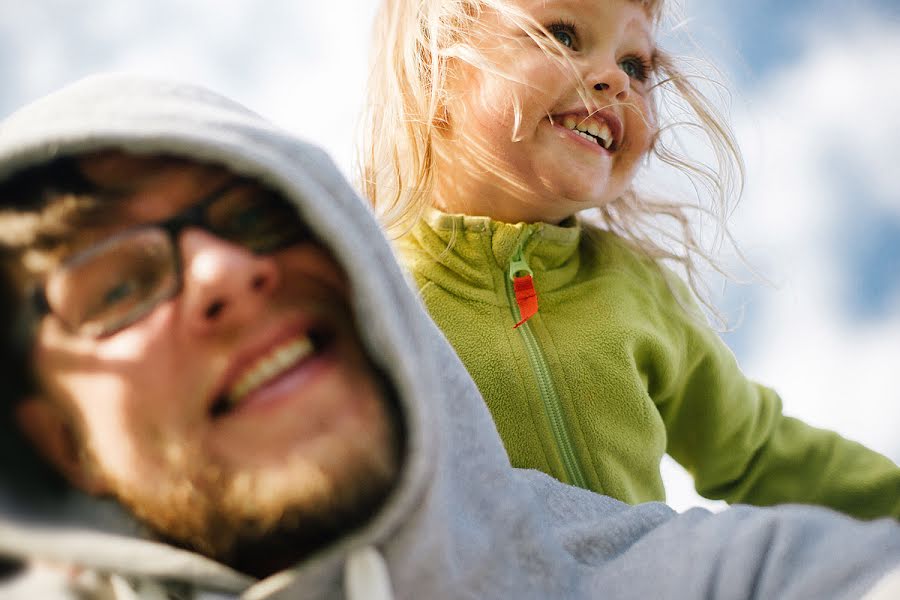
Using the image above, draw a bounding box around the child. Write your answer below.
[359,0,900,519]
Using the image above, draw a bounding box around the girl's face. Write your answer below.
[437,0,656,224]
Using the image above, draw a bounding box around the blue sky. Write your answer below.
[691,0,899,76]
[2,0,898,511]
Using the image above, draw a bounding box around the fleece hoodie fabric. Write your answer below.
[0,74,898,600]
[397,211,900,520]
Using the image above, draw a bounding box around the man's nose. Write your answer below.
[178,229,280,334]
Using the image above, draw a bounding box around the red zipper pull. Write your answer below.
[512,273,538,328]
[509,243,538,328]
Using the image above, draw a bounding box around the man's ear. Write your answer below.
[15,397,108,495]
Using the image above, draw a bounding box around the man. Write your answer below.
[0,74,898,600]
[2,150,402,580]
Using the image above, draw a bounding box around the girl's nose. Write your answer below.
[588,62,630,102]
[178,228,281,334]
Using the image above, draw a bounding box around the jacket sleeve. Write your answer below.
[652,275,900,520]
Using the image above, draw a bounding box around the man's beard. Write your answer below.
[91,402,402,577]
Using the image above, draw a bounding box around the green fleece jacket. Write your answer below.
[398,210,900,520]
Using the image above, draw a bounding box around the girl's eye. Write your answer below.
[552,29,574,48]
[619,56,651,82]
[547,21,577,49]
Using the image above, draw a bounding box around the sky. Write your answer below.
[1,0,898,512]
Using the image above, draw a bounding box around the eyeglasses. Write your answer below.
[30,181,310,338]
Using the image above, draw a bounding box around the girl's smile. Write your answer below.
[556,110,622,151]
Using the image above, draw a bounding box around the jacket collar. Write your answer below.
[408,208,584,295]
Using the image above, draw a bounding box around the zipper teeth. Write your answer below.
[517,317,588,489]
[505,246,588,489]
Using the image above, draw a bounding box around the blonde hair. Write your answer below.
[358,0,745,321]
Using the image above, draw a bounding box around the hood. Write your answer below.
[0,74,898,600]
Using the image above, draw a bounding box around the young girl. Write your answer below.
[359,0,900,519]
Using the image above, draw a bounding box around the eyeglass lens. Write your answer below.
[44,187,307,337]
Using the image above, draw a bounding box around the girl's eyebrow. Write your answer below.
[625,19,655,51]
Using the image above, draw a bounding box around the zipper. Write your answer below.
[506,233,589,489]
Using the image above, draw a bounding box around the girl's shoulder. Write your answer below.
[580,222,701,320]
[580,224,666,281]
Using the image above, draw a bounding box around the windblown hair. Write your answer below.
[358,0,745,321]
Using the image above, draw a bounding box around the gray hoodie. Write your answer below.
[0,74,898,600]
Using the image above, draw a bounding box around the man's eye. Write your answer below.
[97,265,162,308]
[104,281,136,304]
[547,22,577,49]
[619,56,651,82]
[99,280,138,308]
[228,206,267,231]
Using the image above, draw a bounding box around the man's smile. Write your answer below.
[226,335,314,404]
[209,317,338,419]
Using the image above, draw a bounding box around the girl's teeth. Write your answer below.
[228,337,314,405]
[598,124,612,148]
[562,117,613,149]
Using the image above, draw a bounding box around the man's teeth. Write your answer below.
[227,337,314,404]
[561,116,613,150]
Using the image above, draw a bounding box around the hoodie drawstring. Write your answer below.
[344,546,394,600]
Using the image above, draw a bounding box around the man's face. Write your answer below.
[19,154,401,571]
